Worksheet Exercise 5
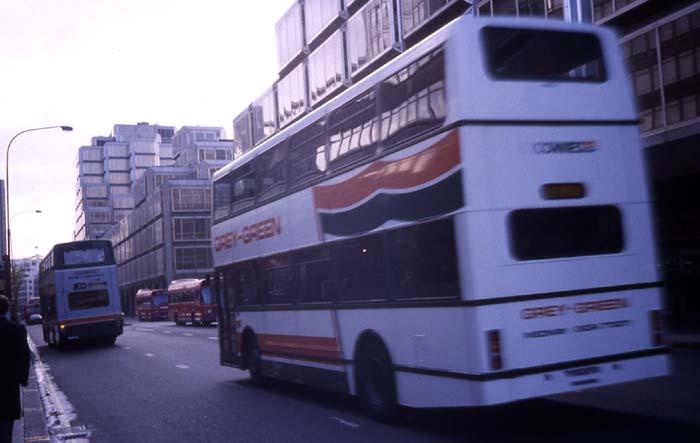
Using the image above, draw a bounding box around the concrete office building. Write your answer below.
[105,126,233,315]
[14,255,40,313]
[74,122,176,240]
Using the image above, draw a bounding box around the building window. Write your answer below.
[173,218,211,241]
[174,247,212,271]
[171,188,212,211]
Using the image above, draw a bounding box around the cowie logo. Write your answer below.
[533,141,597,154]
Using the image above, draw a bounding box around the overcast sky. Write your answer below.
[0,0,291,259]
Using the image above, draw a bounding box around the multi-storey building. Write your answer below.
[14,255,40,313]
[106,126,233,314]
[74,122,176,240]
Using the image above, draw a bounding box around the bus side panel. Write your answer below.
[337,307,476,400]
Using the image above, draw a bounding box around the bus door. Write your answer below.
[217,268,240,365]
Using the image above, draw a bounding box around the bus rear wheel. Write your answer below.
[355,338,399,422]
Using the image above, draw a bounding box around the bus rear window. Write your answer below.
[68,290,109,310]
[63,248,107,266]
[509,205,623,260]
[482,27,606,82]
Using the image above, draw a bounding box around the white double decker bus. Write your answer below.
[211,16,669,418]
[39,240,123,347]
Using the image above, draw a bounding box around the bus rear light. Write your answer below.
[486,329,503,370]
[650,310,664,346]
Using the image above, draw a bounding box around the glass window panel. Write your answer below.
[259,255,295,304]
[256,143,288,201]
[328,89,378,167]
[296,248,335,303]
[386,218,459,299]
[334,235,386,301]
[518,0,545,17]
[379,48,446,148]
[289,119,327,187]
[483,27,606,82]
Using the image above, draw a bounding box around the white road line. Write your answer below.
[144,353,155,357]
[330,417,360,428]
[135,328,153,332]
[176,364,190,369]
[183,333,193,336]
[208,337,218,340]
[124,346,132,350]
[163,331,171,334]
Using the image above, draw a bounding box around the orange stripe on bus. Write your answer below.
[259,333,342,360]
[312,130,460,210]
[60,314,121,326]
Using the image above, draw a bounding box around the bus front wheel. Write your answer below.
[355,337,399,422]
[244,334,266,385]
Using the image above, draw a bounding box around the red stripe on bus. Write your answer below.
[312,130,460,210]
[60,314,121,326]
[259,333,342,360]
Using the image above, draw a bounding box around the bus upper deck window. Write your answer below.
[482,27,607,83]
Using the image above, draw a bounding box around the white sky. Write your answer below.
[0,0,292,259]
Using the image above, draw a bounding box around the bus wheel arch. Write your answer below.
[353,331,399,421]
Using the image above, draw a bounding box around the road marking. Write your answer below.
[183,333,193,336]
[124,346,132,350]
[208,337,218,340]
[176,364,190,369]
[163,331,171,334]
[145,353,155,357]
[330,417,359,428]
[135,328,153,332]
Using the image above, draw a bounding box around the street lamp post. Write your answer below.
[5,125,72,319]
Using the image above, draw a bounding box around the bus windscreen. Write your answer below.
[482,27,606,82]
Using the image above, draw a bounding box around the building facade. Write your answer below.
[105,126,232,315]
[74,122,176,240]
[14,255,40,313]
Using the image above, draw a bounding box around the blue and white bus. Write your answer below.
[39,240,123,347]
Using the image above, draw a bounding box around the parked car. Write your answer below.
[27,313,42,324]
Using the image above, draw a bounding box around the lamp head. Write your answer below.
[60,126,73,132]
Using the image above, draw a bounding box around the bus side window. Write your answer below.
[386,218,460,300]
[295,248,334,303]
[378,47,445,149]
[328,89,379,169]
[256,141,289,202]
[289,118,328,189]
[334,235,386,302]
[258,254,295,305]
[236,264,259,306]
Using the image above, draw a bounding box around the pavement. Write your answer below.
[13,323,700,443]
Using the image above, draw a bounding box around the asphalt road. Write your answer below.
[26,321,700,443]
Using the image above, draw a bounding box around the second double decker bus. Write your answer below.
[135,288,169,321]
[39,240,123,347]
[211,16,669,419]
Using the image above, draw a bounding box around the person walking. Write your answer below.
[0,294,30,443]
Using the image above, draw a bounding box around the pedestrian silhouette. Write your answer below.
[0,294,30,443]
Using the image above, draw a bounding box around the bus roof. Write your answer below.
[213,15,615,183]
